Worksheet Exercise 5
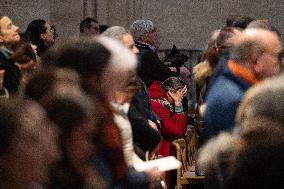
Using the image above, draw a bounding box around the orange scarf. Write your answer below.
[228,60,259,85]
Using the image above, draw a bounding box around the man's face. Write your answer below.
[254,39,282,79]
[142,29,160,48]
[122,33,139,54]
[84,21,99,36]
[0,16,20,44]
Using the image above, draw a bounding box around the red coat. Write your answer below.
[148,81,188,157]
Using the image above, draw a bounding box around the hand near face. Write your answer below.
[168,85,187,106]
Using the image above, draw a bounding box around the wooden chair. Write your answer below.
[172,126,205,189]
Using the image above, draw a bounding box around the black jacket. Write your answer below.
[0,47,21,94]
[136,41,178,87]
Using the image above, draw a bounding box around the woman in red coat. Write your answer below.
[149,77,188,157]
[149,77,188,188]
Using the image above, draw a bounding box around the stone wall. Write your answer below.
[0,0,283,49]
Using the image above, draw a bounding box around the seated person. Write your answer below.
[148,76,188,188]
[149,77,188,158]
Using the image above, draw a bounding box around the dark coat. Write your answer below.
[0,47,21,94]
[128,78,161,155]
[204,65,251,139]
[148,81,188,157]
[135,41,177,87]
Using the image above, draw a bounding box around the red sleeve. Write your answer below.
[151,101,188,140]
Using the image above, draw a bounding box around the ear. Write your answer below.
[251,53,263,75]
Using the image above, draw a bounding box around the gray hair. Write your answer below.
[247,19,280,37]
[230,39,266,64]
[162,77,187,92]
[129,19,155,41]
[101,26,129,42]
[237,74,284,129]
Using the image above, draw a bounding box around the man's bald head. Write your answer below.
[243,28,282,55]
[231,28,282,80]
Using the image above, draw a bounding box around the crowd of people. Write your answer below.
[0,14,283,189]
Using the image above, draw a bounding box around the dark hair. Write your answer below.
[0,99,21,154]
[44,94,97,189]
[42,38,111,93]
[25,19,47,56]
[11,40,36,64]
[226,126,284,189]
[80,17,98,33]
[202,45,220,69]
[216,27,238,49]
[247,19,281,37]
[99,24,110,34]
[162,77,187,92]
[231,16,255,29]
[45,94,95,140]
[24,67,57,102]
[24,67,80,103]
[226,15,240,27]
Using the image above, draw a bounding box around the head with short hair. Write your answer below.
[80,17,99,36]
[226,125,284,189]
[231,28,282,79]
[130,20,155,41]
[102,26,139,54]
[43,36,137,100]
[247,19,281,37]
[130,19,159,48]
[236,74,284,132]
[102,26,128,41]
[24,67,82,103]
[162,77,187,92]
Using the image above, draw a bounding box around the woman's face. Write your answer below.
[41,22,55,44]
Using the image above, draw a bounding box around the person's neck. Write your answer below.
[228,59,259,85]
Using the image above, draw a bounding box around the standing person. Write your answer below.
[102,26,161,160]
[130,19,178,87]
[25,19,55,57]
[0,16,21,94]
[43,36,163,189]
[44,94,108,189]
[204,28,282,139]
[80,17,100,37]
